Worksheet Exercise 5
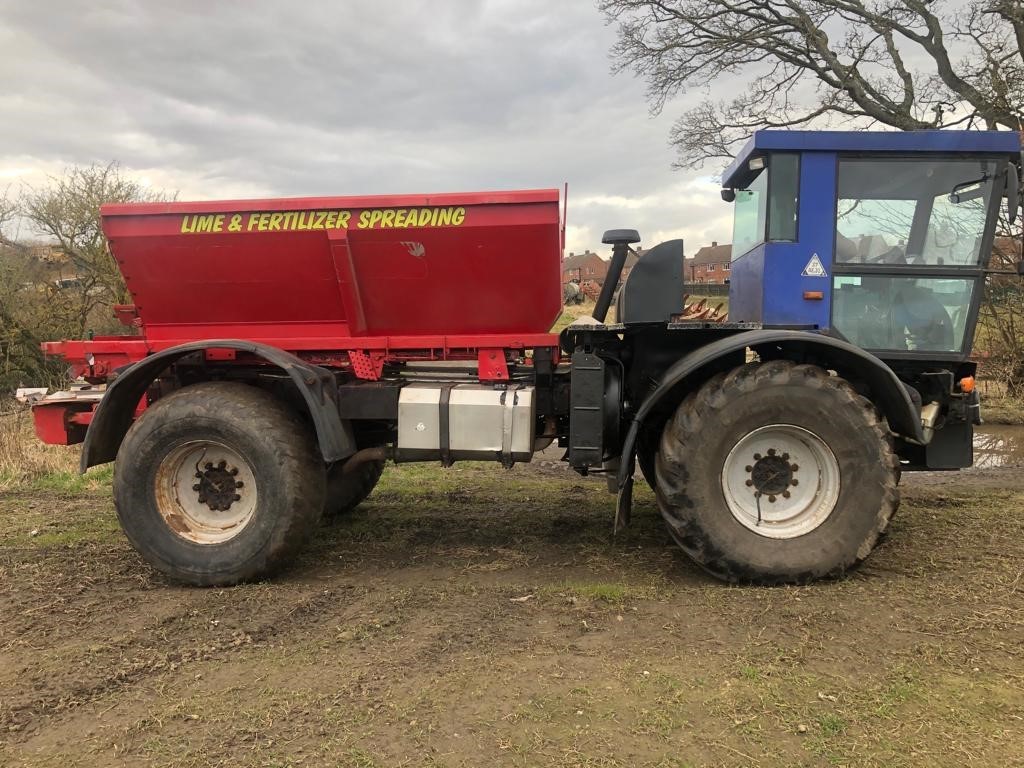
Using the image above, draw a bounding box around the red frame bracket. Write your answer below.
[349,350,385,381]
[478,349,510,382]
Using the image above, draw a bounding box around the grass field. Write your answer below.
[2,405,1023,767]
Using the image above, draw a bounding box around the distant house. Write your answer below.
[992,236,1022,266]
[0,243,84,290]
[562,250,606,284]
[620,247,641,282]
[562,248,640,287]
[28,244,85,288]
[687,241,732,284]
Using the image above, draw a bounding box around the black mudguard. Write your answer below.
[614,329,924,530]
[80,339,356,471]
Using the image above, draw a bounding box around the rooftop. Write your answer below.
[690,242,731,264]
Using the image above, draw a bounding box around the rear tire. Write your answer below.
[323,459,384,518]
[655,361,900,585]
[113,382,326,586]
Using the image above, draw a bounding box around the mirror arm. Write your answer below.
[949,174,990,204]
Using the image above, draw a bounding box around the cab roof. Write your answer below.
[723,129,1022,189]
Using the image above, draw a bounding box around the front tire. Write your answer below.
[113,382,326,586]
[655,361,900,584]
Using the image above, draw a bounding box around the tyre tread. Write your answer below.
[114,381,325,586]
[656,360,900,584]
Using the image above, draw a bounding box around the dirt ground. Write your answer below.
[1,446,1023,767]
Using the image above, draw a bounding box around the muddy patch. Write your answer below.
[1,462,1022,767]
[974,424,1024,468]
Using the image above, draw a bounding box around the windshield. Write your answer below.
[835,158,997,267]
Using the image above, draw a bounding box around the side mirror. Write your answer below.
[1006,164,1020,226]
[720,188,736,203]
[1017,259,1024,277]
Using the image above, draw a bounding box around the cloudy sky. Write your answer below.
[0,0,735,255]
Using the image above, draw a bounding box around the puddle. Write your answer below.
[973,424,1024,468]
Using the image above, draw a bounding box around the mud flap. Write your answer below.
[614,458,635,533]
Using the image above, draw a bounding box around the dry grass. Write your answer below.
[0,402,83,489]
[551,298,602,333]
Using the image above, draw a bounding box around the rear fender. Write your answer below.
[80,339,356,471]
[614,330,923,529]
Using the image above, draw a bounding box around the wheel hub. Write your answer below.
[722,425,840,539]
[747,449,798,501]
[193,460,244,511]
[154,441,259,545]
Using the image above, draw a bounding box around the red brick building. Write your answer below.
[561,250,605,284]
[561,248,640,286]
[993,235,1023,266]
[687,241,732,284]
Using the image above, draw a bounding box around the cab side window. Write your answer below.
[731,153,800,260]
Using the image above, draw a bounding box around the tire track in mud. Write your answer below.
[0,569,391,733]
[0,540,643,743]
[4,467,1024,762]
[0,489,603,736]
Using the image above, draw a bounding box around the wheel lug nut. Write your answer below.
[791,479,799,486]
[782,490,791,498]
[753,453,762,460]
[230,467,239,476]
[217,460,227,469]
[745,479,753,487]
[195,471,203,479]
[233,494,241,502]
[204,462,213,470]
[767,448,776,456]
[768,495,776,502]
[781,453,789,461]
[744,465,753,472]
[192,484,201,492]
[790,464,799,471]
[235,481,244,488]
[198,494,207,503]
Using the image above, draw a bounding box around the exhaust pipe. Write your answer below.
[340,446,390,474]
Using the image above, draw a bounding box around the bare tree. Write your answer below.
[0,188,20,251]
[21,163,171,314]
[0,193,52,389]
[978,213,1024,397]
[0,165,172,390]
[600,0,1024,168]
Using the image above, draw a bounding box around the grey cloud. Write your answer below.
[0,0,735,252]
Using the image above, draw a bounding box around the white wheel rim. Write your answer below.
[154,440,258,544]
[721,424,840,539]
